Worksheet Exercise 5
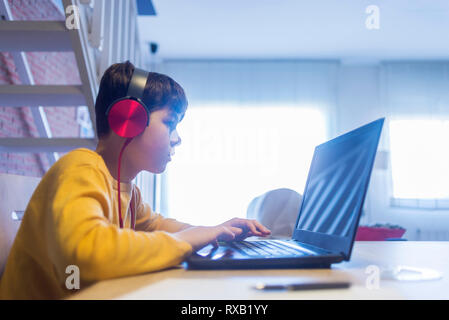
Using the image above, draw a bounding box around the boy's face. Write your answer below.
[128,106,181,174]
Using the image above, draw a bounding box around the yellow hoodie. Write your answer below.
[0,148,193,299]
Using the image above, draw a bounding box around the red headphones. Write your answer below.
[105,67,150,229]
[106,68,150,138]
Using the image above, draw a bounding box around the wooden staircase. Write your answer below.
[0,0,144,161]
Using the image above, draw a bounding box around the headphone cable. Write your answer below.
[118,137,134,229]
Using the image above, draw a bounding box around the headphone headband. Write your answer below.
[127,68,149,99]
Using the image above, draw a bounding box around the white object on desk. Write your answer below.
[381,265,443,281]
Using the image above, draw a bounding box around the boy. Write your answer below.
[0,61,270,299]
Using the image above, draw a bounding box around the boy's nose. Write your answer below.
[170,130,181,147]
[171,136,181,147]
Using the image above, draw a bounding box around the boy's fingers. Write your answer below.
[245,220,263,236]
[217,226,235,241]
[229,226,243,235]
[245,219,270,234]
[223,218,270,237]
[253,220,271,234]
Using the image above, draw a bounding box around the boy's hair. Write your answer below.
[95,61,188,138]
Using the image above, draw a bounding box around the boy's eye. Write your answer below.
[165,120,177,130]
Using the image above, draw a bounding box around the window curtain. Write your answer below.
[379,61,449,207]
[133,170,156,209]
[156,60,340,218]
[361,61,449,237]
[378,61,449,172]
[380,62,449,167]
[381,62,449,119]
[161,60,339,117]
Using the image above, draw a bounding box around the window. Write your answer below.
[389,119,449,209]
[165,105,327,226]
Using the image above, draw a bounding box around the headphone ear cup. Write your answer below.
[107,98,149,138]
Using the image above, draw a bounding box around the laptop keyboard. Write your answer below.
[231,240,314,257]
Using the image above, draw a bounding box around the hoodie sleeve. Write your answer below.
[49,167,192,283]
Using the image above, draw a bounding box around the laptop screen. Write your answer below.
[293,118,384,259]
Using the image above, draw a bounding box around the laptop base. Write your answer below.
[185,255,342,270]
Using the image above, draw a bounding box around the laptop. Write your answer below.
[186,118,385,269]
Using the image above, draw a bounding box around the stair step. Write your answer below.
[0,21,72,52]
[0,85,86,107]
[0,138,97,153]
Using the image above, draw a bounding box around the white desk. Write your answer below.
[70,241,449,300]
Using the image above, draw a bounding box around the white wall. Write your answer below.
[336,64,449,240]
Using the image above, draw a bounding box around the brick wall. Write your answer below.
[0,0,83,177]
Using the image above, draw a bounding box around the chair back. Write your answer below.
[247,188,302,238]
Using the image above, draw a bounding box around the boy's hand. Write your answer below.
[219,217,271,241]
[174,225,238,252]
